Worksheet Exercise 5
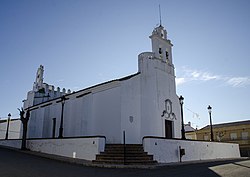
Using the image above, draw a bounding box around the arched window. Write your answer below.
[166,51,169,59]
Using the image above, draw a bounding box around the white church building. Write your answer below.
[0,24,239,163]
[23,25,182,144]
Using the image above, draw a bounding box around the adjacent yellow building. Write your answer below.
[186,120,250,157]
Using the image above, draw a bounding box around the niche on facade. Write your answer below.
[161,99,176,121]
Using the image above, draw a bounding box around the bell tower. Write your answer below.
[138,24,181,140]
[33,65,44,91]
[149,25,173,65]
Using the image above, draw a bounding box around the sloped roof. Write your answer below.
[26,72,140,110]
[200,120,250,130]
[184,124,196,132]
[74,72,140,94]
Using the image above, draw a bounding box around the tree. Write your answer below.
[18,108,30,150]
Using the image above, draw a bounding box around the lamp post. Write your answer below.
[5,113,11,140]
[207,105,214,141]
[179,96,186,140]
[58,95,66,138]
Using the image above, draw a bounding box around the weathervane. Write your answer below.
[159,4,162,26]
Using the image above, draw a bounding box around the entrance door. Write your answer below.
[165,120,173,139]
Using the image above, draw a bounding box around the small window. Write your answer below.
[242,132,248,140]
[230,133,237,140]
[159,48,162,54]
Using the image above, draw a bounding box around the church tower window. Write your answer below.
[159,48,162,54]
[166,51,169,59]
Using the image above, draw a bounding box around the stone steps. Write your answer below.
[92,159,157,165]
[92,144,157,165]
[99,152,148,156]
[96,155,153,160]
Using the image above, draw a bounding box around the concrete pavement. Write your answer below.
[0,146,249,177]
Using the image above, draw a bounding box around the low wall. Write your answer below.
[0,136,106,161]
[143,137,240,163]
[27,137,105,160]
[0,139,22,149]
[0,120,21,139]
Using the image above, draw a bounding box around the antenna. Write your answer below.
[159,4,162,26]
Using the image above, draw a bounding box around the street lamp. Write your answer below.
[207,105,214,141]
[179,95,186,140]
[58,95,66,138]
[5,113,11,140]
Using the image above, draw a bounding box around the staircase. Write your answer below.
[92,144,157,165]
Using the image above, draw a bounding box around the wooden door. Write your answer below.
[165,120,173,139]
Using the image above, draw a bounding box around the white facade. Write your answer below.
[143,138,240,163]
[0,137,240,162]
[23,25,181,144]
[0,137,105,160]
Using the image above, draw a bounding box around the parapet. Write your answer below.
[138,52,155,60]
[27,65,72,106]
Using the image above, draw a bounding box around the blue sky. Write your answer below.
[0,0,249,129]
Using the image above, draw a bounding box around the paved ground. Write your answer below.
[0,147,249,177]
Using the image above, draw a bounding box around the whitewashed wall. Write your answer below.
[0,120,21,139]
[121,75,141,144]
[28,108,45,138]
[140,57,159,138]
[91,85,121,143]
[27,83,122,143]
[0,139,22,149]
[0,137,105,161]
[155,66,181,139]
[143,137,240,163]
[27,137,105,160]
[64,93,92,137]
[139,56,181,140]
